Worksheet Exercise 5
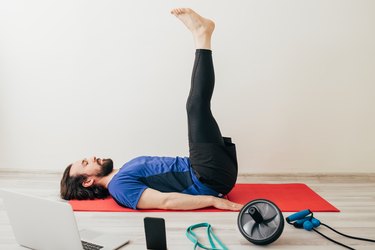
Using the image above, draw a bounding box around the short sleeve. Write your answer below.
[108,177,149,209]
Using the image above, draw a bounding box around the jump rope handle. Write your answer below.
[286,209,375,250]
[286,209,312,223]
[286,209,321,231]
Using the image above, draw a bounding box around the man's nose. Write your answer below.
[89,156,97,162]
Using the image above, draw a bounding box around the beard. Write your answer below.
[96,158,114,177]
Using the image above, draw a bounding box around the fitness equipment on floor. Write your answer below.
[237,199,284,245]
[186,223,228,250]
[186,199,284,249]
[286,209,375,250]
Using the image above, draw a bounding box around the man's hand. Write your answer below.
[212,197,244,211]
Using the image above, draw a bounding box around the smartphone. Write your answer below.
[144,217,167,250]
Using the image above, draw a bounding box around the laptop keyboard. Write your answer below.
[81,240,103,250]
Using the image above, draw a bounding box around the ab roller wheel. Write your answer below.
[237,199,284,245]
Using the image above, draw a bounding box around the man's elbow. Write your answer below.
[160,198,175,210]
[159,194,180,210]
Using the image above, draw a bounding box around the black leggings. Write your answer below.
[187,49,238,195]
[187,49,224,144]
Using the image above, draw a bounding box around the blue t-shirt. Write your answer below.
[107,156,219,209]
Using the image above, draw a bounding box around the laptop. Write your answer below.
[0,189,129,250]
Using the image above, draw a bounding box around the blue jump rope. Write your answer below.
[286,209,375,250]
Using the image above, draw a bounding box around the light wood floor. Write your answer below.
[0,171,374,250]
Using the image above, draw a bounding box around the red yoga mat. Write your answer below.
[69,183,339,212]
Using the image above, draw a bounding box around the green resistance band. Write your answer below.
[186,222,228,250]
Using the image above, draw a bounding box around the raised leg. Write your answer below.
[171,8,223,144]
[172,8,237,195]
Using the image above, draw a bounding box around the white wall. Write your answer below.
[1,0,374,173]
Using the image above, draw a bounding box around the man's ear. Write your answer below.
[82,177,94,188]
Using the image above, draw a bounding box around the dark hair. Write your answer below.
[60,164,109,200]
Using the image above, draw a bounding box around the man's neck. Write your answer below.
[97,169,119,188]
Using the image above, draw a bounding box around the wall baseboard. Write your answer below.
[237,172,375,182]
[0,168,61,175]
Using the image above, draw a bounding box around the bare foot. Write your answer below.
[171,8,215,49]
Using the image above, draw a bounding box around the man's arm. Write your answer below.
[137,188,243,211]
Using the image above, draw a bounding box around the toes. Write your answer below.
[171,8,182,15]
[171,8,185,16]
[171,8,191,16]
